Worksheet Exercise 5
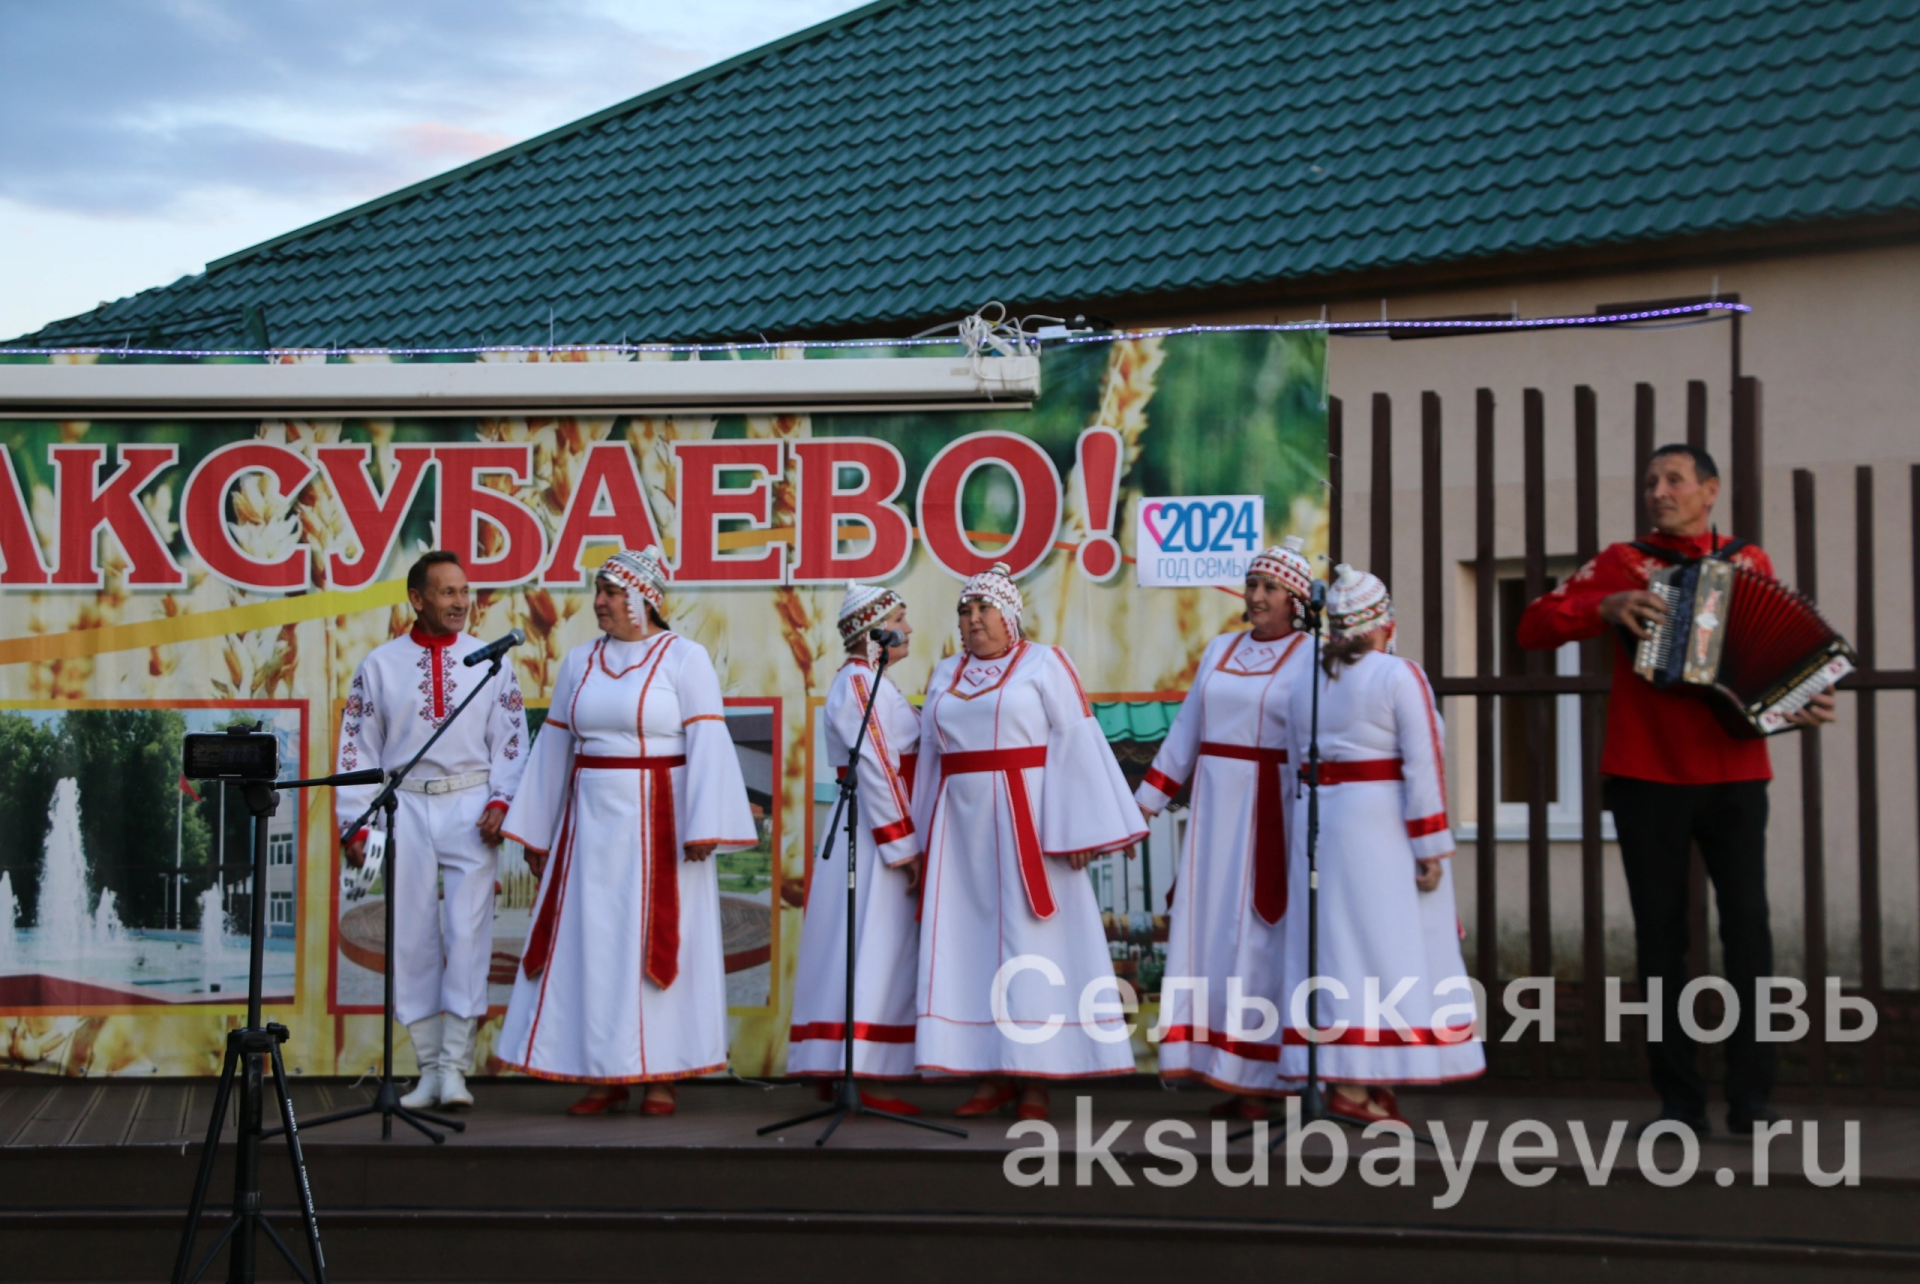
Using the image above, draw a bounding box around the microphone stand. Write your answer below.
[759,640,966,1146]
[172,761,366,1284]
[1232,590,1438,1151]
[282,650,509,1145]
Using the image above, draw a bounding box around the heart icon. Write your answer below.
[1141,502,1165,547]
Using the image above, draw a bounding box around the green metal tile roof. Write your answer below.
[15,0,1920,349]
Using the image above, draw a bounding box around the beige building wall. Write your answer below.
[1172,241,1920,988]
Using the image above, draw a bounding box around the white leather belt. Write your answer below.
[397,769,490,795]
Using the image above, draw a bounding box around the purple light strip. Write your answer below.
[1059,301,1752,344]
[0,302,1748,359]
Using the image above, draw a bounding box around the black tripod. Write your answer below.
[286,651,509,1145]
[1231,586,1438,1151]
[760,641,966,1146]
[172,757,382,1284]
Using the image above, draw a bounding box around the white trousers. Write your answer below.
[388,787,498,1026]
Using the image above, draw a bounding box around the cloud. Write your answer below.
[0,0,742,217]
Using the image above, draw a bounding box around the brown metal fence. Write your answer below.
[1330,380,1920,1089]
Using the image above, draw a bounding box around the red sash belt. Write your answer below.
[1199,742,1289,925]
[940,746,1053,919]
[521,753,688,990]
[1307,758,1403,786]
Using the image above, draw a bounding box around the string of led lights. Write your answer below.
[0,301,1748,360]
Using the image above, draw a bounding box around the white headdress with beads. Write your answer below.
[596,545,668,629]
[958,561,1023,635]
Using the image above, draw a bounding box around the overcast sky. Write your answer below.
[0,0,871,340]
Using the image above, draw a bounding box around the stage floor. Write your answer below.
[5,1074,1918,1173]
[5,1075,1920,1282]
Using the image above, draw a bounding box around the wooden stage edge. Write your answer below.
[3,1075,1919,1282]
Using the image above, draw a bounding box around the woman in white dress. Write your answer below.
[787,583,924,1113]
[498,546,759,1116]
[1136,538,1314,1121]
[1279,565,1485,1122]
[912,562,1147,1121]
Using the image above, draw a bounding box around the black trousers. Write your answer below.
[1605,776,1775,1116]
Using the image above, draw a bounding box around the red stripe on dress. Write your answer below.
[1281,1025,1478,1046]
[852,673,914,835]
[871,817,915,846]
[789,1020,917,1044]
[1158,1024,1282,1062]
[1406,812,1448,838]
[1406,660,1450,832]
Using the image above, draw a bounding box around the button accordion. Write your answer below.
[1628,540,1854,738]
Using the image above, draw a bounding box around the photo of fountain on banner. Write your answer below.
[0,705,303,1009]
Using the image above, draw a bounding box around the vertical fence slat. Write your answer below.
[1328,397,1344,567]
[1686,379,1708,453]
[1794,468,1829,1086]
[1913,465,1919,992]
[1372,393,1393,589]
[1476,390,1498,995]
[1523,388,1552,1074]
[1855,466,1882,1084]
[1574,385,1604,1077]
[1634,383,1655,535]
[1732,376,1763,546]
[1423,392,1443,674]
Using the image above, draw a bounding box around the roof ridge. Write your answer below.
[202,0,915,274]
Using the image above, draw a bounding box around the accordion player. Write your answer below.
[1626,538,1856,737]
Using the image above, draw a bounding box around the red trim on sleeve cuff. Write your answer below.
[871,817,915,846]
[348,828,369,846]
[1406,813,1449,838]
[1141,767,1183,797]
[483,799,509,815]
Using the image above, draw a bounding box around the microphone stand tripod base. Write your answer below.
[755,646,965,1147]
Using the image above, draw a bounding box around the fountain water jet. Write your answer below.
[0,871,17,968]
[37,779,93,948]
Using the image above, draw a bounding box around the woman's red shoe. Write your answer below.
[1015,1087,1050,1121]
[954,1082,1018,1118]
[566,1086,629,1116]
[639,1086,678,1116]
[859,1091,922,1116]
[1208,1095,1270,1121]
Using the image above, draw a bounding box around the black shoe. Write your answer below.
[1634,1110,1710,1140]
[1725,1104,1782,1136]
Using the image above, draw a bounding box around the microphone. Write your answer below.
[868,627,905,650]
[463,629,526,667]
[1309,579,1328,613]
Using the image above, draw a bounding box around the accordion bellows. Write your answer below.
[1632,558,1855,737]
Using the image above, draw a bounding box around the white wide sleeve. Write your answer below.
[840,671,921,866]
[674,642,760,854]
[1394,659,1456,860]
[485,663,531,811]
[334,659,384,842]
[1036,646,1148,857]
[909,664,954,845]
[1134,633,1224,813]
[501,649,583,856]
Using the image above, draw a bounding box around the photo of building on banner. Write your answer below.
[0,330,1327,1079]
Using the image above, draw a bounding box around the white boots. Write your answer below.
[401,1013,479,1109]
[401,1015,444,1109]
[439,1016,477,1108]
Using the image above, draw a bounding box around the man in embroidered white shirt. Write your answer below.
[336,551,529,1109]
